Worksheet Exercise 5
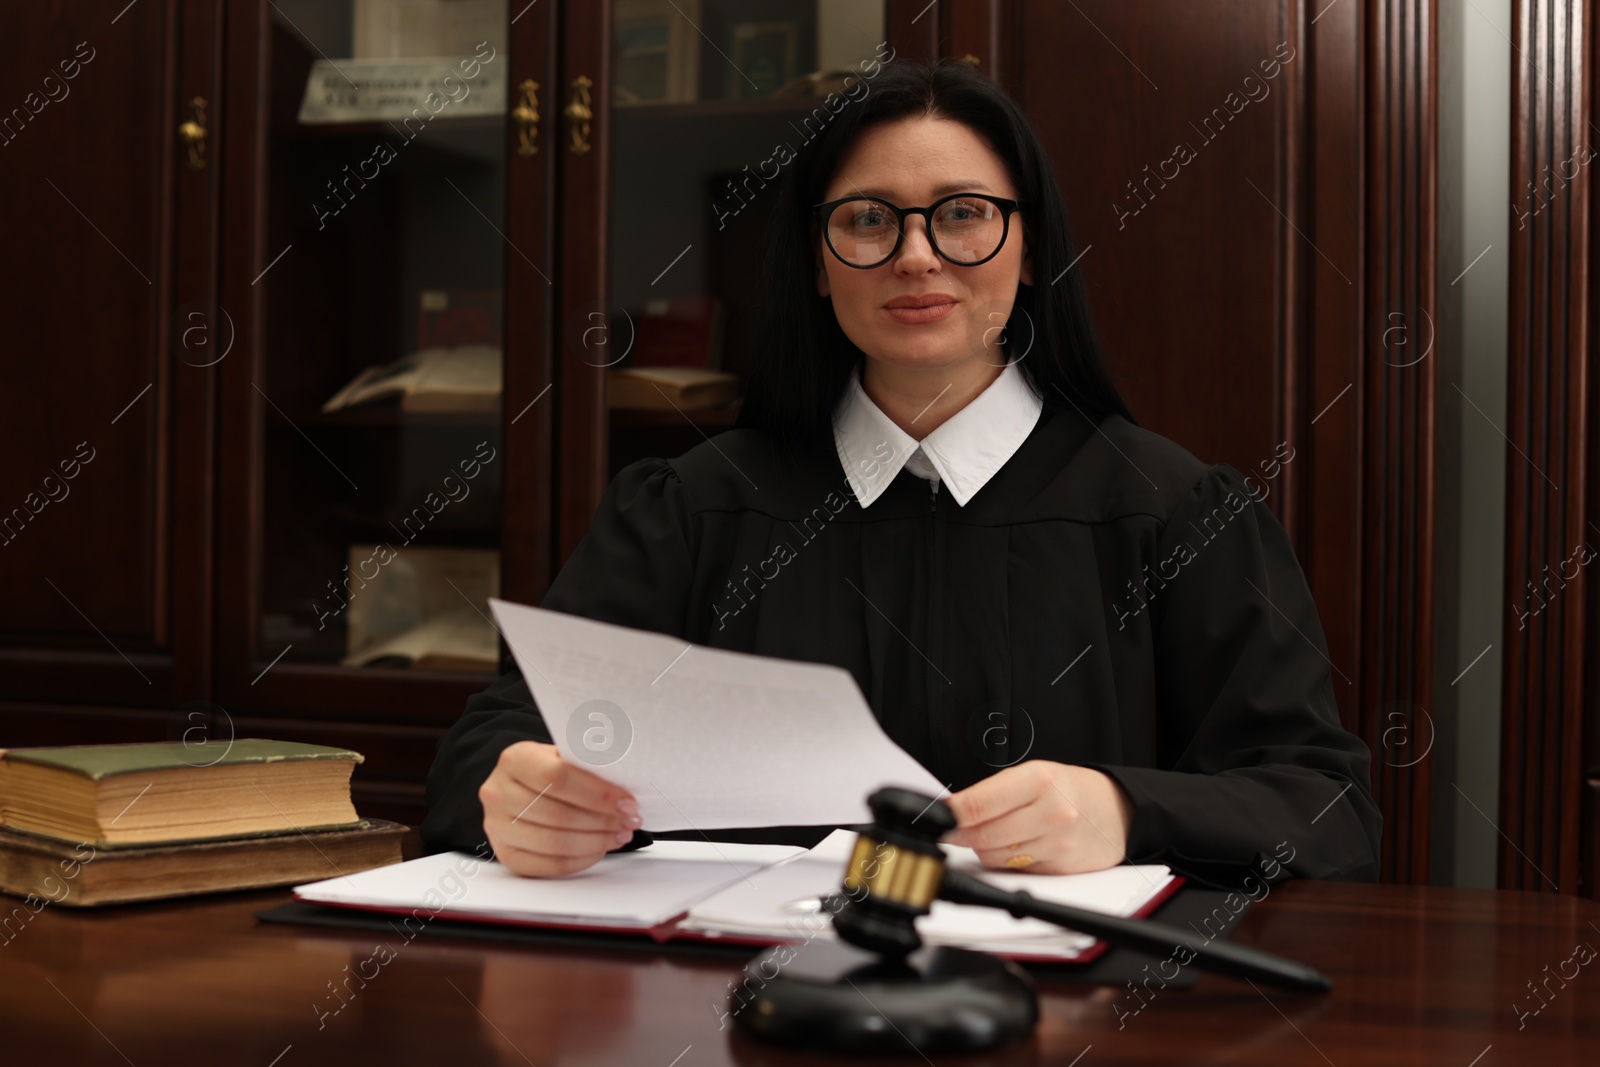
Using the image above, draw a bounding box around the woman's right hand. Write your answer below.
[478,740,642,877]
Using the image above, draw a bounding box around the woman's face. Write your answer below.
[815,116,1032,374]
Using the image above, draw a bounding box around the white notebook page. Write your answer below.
[680,829,1176,959]
[295,841,803,929]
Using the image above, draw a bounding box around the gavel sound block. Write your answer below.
[731,787,1330,1056]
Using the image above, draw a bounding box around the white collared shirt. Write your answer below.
[833,358,1044,508]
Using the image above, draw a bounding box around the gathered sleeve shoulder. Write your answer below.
[1087,463,1383,886]
[539,456,698,631]
[419,457,696,854]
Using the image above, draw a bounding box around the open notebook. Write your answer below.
[677,830,1180,962]
[294,831,1181,963]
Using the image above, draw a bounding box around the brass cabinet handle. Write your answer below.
[564,75,593,155]
[511,79,540,157]
[178,96,207,170]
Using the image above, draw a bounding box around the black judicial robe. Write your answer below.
[421,404,1382,888]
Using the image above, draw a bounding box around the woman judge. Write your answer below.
[420,58,1381,888]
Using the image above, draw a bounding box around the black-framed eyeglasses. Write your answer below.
[812,192,1023,269]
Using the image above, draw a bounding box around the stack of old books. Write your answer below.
[0,739,404,906]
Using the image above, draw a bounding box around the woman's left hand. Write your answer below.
[942,761,1135,874]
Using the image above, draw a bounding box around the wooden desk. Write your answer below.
[1,880,1596,1065]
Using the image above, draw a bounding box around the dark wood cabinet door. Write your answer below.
[549,0,944,568]
[203,2,558,819]
[211,1,556,735]
[0,0,220,717]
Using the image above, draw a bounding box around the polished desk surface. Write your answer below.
[1,878,1597,1065]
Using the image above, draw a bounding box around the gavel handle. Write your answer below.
[937,869,1332,993]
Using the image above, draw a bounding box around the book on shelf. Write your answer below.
[0,820,406,908]
[0,740,365,849]
[343,606,499,673]
[321,345,501,415]
[352,0,507,60]
[607,366,740,411]
[613,0,700,105]
[342,545,499,672]
[297,53,507,124]
[419,288,502,348]
[630,294,725,369]
[727,19,800,100]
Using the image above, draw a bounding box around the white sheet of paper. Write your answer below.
[488,598,946,831]
[295,842,803,929]
[680,829,1176,959]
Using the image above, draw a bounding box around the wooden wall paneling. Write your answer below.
[1014,1,1294,503]
[1304,0,1367,769]
[552,0,612,570]
[1428,0,1467,885]
[1275,7,1308,555]
[0,0,216,721]
[941,0,1006,78]
[1500,0,1593,896]
[1008,1,1445,881]
[1006,2,1325,742]
[886,0,944,64]
[1590,5,1600,895]
[1355,0,1443,885]
[1587,260,1600,902]
[213,0,271,719]
[0,704,190,747]
[501,0,559,605]
[1366,0,1445,885]
[170,0,224,712]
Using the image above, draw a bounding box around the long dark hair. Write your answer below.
[735,57,1135,460]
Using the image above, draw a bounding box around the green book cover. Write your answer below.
[1,739,365,780]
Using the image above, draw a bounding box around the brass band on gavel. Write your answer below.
[843,834,945,911]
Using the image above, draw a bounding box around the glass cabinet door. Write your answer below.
[224,0,535,711]
[601,0,890,475]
